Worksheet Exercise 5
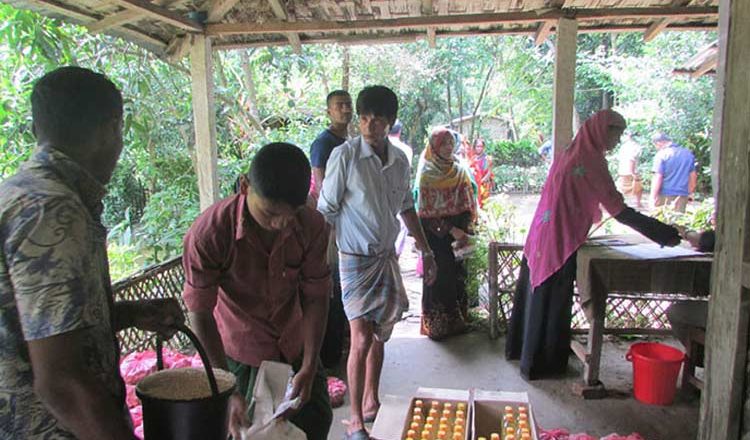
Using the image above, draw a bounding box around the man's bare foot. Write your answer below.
[362,402,380,422]
[343,418,366,434]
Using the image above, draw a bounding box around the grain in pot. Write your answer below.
[137,368,236,401]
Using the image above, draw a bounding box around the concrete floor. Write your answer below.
[329,322,701,439]
[327,233,701,440]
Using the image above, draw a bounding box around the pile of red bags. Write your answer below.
[120,349,204,439]
[539,429,646,440]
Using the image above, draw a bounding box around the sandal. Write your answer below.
[343,428,371,440]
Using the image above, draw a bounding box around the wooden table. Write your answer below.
[572,235,712,398]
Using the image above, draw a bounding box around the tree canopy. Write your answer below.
[0,4,716,279]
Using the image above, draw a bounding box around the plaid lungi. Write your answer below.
[339,252,409,341]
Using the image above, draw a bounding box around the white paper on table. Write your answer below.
[611,243,706,260]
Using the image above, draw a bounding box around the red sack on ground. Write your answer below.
[540,428,569,440]
[327,376,347,408]
[569,434,597,440]
[120,351,158,385]
[601,434,646,440]
[125,384,140,408]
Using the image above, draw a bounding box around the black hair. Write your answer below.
[31,66,123,148]
[326,90,351,106]
[247,142,311,207]
[389,119,403,135]
[356,85,398,120]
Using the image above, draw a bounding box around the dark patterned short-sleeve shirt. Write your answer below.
[0,148,126,439]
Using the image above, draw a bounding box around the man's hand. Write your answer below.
[423,254,437,286]
[228,392,250,439]
[281,367,315,419]
[131,298,185,338]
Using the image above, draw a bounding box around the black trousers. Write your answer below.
[505,254,577,379]
[320,266,345,368]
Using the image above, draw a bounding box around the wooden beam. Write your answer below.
[107,0,203,32]
[643,18,673,41]
[699,0,750,439]
[87,0,183,33]
[30,0,168,50]
[206,6,717,36]
[213,22,716,51]
[552,17,577,159]
[691,52,718,78]
[426,27,436,48]
[266,0,302,54]
[88,9,141,33]
[534,20,554,46]
[190,35,220,211]
[207,0,243,22]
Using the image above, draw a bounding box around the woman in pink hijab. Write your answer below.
[505,110,680,380]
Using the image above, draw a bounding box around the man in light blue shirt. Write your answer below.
[650,132,697,213]
[317,86,436,440]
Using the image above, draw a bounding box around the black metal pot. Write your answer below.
[136,324,236,440]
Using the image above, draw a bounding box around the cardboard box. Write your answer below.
[372,388,470,440]
[470,390,538,440]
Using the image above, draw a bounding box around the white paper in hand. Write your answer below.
[239,361,307,440]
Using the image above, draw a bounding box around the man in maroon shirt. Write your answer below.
[182,143,332,440]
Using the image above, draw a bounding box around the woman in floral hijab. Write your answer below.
[415,128,477,340]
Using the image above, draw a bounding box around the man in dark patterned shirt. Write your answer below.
[0,67,184,439]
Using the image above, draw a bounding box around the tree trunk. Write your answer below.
[457,85,464,135]
[446,79,453,129]
[342,47,350,91]
[469,63,496,141]
[239,50,265,132]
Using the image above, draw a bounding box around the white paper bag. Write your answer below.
[240,361,306,440]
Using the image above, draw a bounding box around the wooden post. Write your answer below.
[488,242,499,339]
[552,17,578,159]
[699,1,750,439]
[190,34,219,211]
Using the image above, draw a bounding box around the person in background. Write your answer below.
[505,110,681,380]
[538,137,553,166]
[470,138,494,208]
[309,90,353,370]
[0,66,184,440]
[650,132,697,213]
[184,143,332,440]
[616,132,644,209]
[415,128,477,340]
[317,85,437,440]
[387,119,413,167]
[388,120,414,258]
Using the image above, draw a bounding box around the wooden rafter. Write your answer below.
[644,0,692,42]
[206,6,718,36]
[212,22,716,51]
[31,0,167,49]
[207,0,243,22]
[643,18,674,41]
[534,20,554,46]
[107,0,203,32]
[691,52,718,78]
[426,26,436,48]
[266,0,302,54]
[87,0,182,34]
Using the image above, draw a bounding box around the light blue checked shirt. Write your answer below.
[317,136,414,256]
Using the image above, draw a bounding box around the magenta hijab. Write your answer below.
[524,110,627,288]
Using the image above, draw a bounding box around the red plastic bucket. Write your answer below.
[626,342,685,405]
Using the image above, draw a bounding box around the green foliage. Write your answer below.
[651,199,715,231]
[465,195,524,305]
[0,4,719,280]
